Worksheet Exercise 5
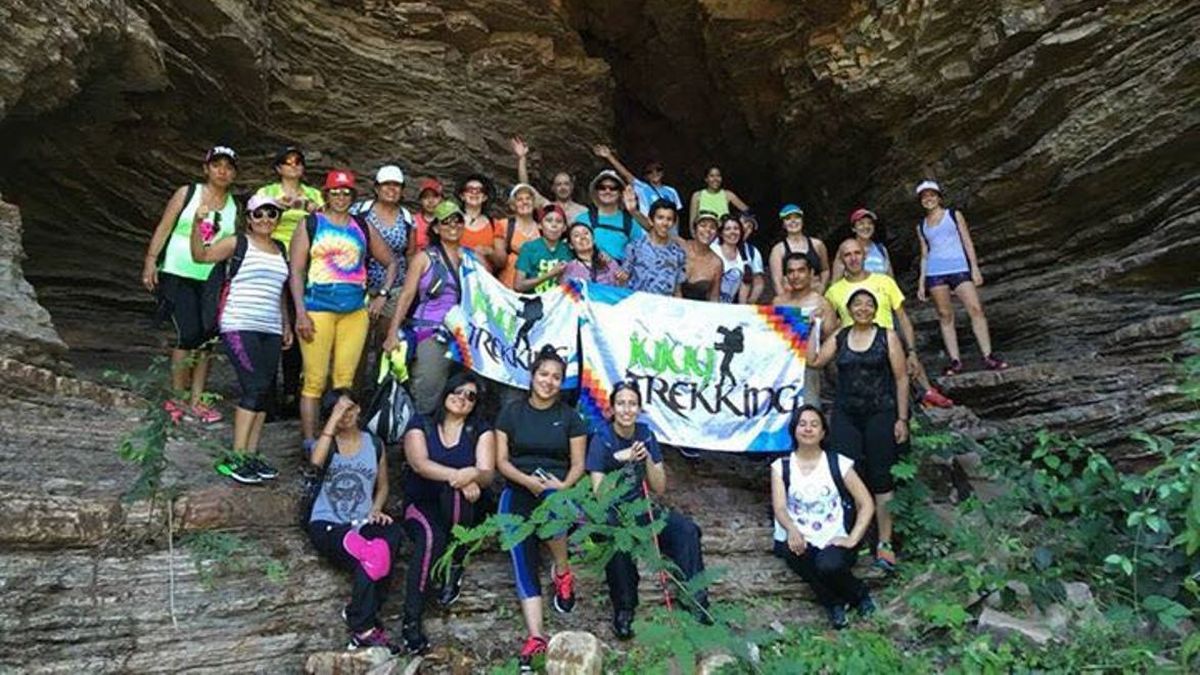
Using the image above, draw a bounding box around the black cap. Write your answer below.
[274,145,305,167]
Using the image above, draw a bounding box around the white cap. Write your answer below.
[375,165,405,184]
[246,194,281,212]
[509,182,537,200]
[915,180,942,197]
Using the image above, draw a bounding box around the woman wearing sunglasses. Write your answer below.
[399,372,495,653]
[189,194,291,484]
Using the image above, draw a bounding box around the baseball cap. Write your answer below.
[204,145,237,166]
[246,194,282,213]
[375,165,405,184]
[509,182,537,200]
[589,169,626,193]
[273,145,304,167]
[915,180,942,197]
[433,199,465,223]
[849,208,878,224]
[694,210,719,224]
[418,178,443,197]
[324,170,356,190]
[779,203,804,218]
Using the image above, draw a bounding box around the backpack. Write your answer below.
[364,351,416,445]
[781,450,857,535]
[299,432,385,528]
[586,205,634,240]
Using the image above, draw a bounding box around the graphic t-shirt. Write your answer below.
[310,433,379,525]
[495,399,587,481]
[304,214,368,313]
[772,452,854,548]
[824,273,905,329]
[622,237,686,296]
[516,238,573,293]
[571,209,644,262]
[585,422,663,505]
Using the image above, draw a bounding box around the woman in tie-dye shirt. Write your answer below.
[290,170,397,453]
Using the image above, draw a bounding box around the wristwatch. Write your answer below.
[377,288,392,298]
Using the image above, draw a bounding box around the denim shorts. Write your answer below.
[925,271,972,289]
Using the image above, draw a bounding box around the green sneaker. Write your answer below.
[216,454,262,485]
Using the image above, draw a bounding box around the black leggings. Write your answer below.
[774,540,866,609]
[308,520,403,633]
[222,331,281,412]
[605,509,707,612]
[830,407,897,493]
[158,272,210,350]
[401,487,475,622]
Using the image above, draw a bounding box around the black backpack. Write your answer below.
[299,432,385,528]
[781,450,856,534]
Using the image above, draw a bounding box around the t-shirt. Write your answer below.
[772,452,854,548]
[633,179,682,215]
[495,399,587,482]
[824,273,905,329]
[402,414,490,502]
[562,255,623,285]
[412,212,435,251]
[585,422,663,505]
[460,214,502,269]
[622,237,686,296]
[255,183,324,254]
[310,432,379,525]
[516,238,573,293]
[571,209,644,262]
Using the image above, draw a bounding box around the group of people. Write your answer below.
[141,141,1010,668]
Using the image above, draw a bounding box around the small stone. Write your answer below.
[698,652,739,675]
[1063,582,1094,609]
[304,648,392,675]
[546,631,603,675]
[977,608,1054,645]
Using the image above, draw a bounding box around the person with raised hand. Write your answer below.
[512,136,587,222]
[571,169,649,264]
[592,144,683,234]
[771,405,876,629]
[495,346,588,672]
[495,180,542,289]
[774,252,838,407]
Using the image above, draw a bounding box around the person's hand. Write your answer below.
[281,328,294,350]
[368,295,386,319]
[538,473,566,491]
[526,476,545,497]
[511,136,529,158]
[628,441,649,463]
[622,184,639,212]
[787,529,806,555]
[828,536,855,549]
[296,312,315,342]
[367,510,393,525]
[448,467,475,489]
[972,269,984,287]
[917,283,927,302]
[462,482,481,503]
[141,258,158,292]
[383,331,400,353]
[894,419,909,443]
[592,144,613,159]
[548,261,567,278]
[331,396,356,420]
[614,269,630,285]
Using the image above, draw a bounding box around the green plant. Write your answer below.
[183,531,288,588]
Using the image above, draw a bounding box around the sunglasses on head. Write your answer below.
[327,188,354,197]
[250,207,281,220]
[451,387,477,402]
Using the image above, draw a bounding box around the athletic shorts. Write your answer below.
[925,271,972,290]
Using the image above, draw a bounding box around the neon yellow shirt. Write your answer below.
[256,182,324,253]
[159,184,237,280]
[824,273,905,329]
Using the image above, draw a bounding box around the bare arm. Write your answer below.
[645,458,667,496]
[814,238,831,291]
[819,297,840,340]
[473,431,496,487]
[372,452,390,513]
[561,435,588,488]
[382,252,430,351]
[189,221,237,264]
[688,191,700,226]
[593,144,636,186]
[916,224,929,301]
[830,239,847,282]
[141,186,189,292]
[367,224,397,291]
[893,304,918,355]
[842,467,875,546]
[289,222,313,340]
[768,242,785,297]
[725,189,750,214]
[807,326,840,369]
[887,330,911,436]
[747,271,765,304]
[771,461,805,546]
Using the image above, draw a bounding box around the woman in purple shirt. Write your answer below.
[562,221,626,286]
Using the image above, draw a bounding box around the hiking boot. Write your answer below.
[216,455,262,485]
[551,566,576,614]
[983,353,1010,371]
[856,593,877,618]
[518,634,548,673]
[246,455,279,480]
[437,565,465,608]
[942,359,963,377]
[347,627,400,654]
[827,604,849,630]
[873,541,897,574]
[189,401,223,424]
[612,609,635,640]
[341,604,382,631]
[921,387,954,409]
[401,619,429,655]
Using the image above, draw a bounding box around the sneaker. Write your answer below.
[827,604,849,630]
[518,634,548,673]
[612,609,635,640]
[216,455,262,485]
[437,565,464,608]
[856,593,877,617]
[551,566,576,614]
[190,401,223,424]
[873,541,897,574]
[401,619,429,655]
[341,604,382,631]
[921,387,954,408]
[983,353,1010,371]
[162,399,186,425]
[942,359,963,377]
[347,627,400,654]
[245,455,279,480]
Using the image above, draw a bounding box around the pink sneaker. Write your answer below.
[162,399,186,425]
[189,402,223,424]
[343,529,392,581]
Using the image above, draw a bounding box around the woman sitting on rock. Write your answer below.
[495,345,587,672]
[400,372,495,654]
[307,390,402,652]
[587,382,709,640]
[189,194,290,484]
[808,288,909,572]
[771,404,876,629]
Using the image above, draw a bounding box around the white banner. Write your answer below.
[443,254,583,389]
[578,283,811,452]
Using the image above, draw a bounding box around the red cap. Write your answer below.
[324,170,356,190]
[849,207,878,225]
[418,178,443,197]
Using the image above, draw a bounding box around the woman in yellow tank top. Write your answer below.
[688,165,749,229]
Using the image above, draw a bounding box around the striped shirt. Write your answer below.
[221,243,289,334]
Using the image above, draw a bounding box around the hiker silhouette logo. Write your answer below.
[714,325,745,390]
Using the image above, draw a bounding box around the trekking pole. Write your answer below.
[642,479,673,610]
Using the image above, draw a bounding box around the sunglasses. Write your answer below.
[597,184,620,192]
[451,387,478,402]
[250,207,281,220]
[462,185,484,194]
[280,157,303,167]
[327,188,354,197]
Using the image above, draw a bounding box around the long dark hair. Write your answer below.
[431,371,483,428]
[788,404,828,450]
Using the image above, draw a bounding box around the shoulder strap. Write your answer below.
[350,214,372,253]
[621,209,633,237]
[826,450,850,502]
[506,217,517,251]
[781,455,791,492]
[271,238,288,262]
[305,213,318,242]
[227,234,250,280]
[587,205,599,229]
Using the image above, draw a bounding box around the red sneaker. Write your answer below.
[518,634,548,672]
[162,399,186,425]
[552,565,576,613]
[189,401,223,424]
[921,388,954,408]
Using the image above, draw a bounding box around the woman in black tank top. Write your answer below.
[769,205,830,294]
[807,288,909,574]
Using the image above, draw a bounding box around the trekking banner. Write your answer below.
[578,283,812,452]
[442,253,582,389]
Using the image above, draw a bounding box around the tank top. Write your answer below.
[833,327,895,415]
[220,242,289,334]
[411,247,460,342]
[714,245,745,303]
[680,279,713,301]
[783,235,823,274]
[403,416,485,502]
[159,184,237,280]
[304,214,368,313]
[364,206,409,292]
[697,189,730,217]
[920,209,970,276]
[309,433,379,525]
[499,218,539,289]
[257,182,323,254]
[864,241,890,275]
